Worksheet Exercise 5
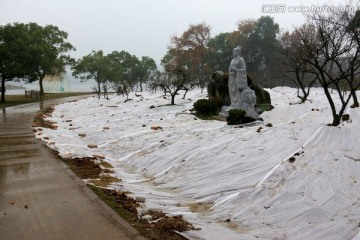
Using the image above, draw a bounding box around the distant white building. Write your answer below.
[43,72,72,93]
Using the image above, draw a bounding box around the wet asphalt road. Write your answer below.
[0,96,145,240]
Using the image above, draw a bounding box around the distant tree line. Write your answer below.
[72,50,157,100]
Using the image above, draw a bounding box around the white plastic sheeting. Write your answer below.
[38,87,360,239]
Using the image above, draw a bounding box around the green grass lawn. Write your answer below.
[0,92,92,109]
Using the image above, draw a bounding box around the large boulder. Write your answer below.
[208,71,230,107]
[208,71,272,111]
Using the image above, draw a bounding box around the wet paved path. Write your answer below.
[0,97,145,240]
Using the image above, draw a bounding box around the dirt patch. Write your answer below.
[189,202,213,213]
[62,157,102,179]
[94,187,194,240]
[32,106,58,129]
[99,161,114,168]
[153,215,194,233]
[102,188,141,214]
[88,175,121,187]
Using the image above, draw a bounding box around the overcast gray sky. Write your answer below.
[0,0,354,65]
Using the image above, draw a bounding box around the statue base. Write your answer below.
[218,106,263,125]
[219,106,258,118]
[219,88,259,119]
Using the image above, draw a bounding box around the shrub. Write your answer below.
[193,99,217,116]
[226,109,246,125]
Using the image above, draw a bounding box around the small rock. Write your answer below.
[103,127,110,130]
[256,127,263,132]
[265,123,273,127]
[87,144,98,149]
[43,137,49,140]
[24,205,29,209]
[142,124,146,127]
[136,197,146,203]
[150,105,155,109]
[342,114,350,121]
[151,126,162,130]
[225,219,231,222]
[289,157,296,163]
[78,133,86,137]
[142,214,152,221]
[93,154,105,159]
[37,127,43,131]
[65,120,72,122]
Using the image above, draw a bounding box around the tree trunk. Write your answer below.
[331,114,341,126]
[98,80,101,94]
[39,74,45,97]
[140,81,143,92]
[296,72,308,103]
[351,90,359,108]
[349,66,359,108]
[1,78,6,102]
[171,94,175,105]
[182,88,189,99]
[323,85,339,126]
[39,80,44,97]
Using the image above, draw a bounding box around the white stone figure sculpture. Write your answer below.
[228,46,248,108]
[220,46,258,119]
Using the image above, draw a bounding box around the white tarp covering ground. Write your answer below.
[37,87,360,240]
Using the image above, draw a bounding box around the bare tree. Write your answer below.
[278,29,318,103]
[344,9,360,107]
[298,7,360,126]
[150,69,191,105]
[111,79,134,101]
[102,80,111,100]
[91,85,101,99]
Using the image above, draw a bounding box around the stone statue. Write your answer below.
[228,46,248,108]
[219,46,258,119]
